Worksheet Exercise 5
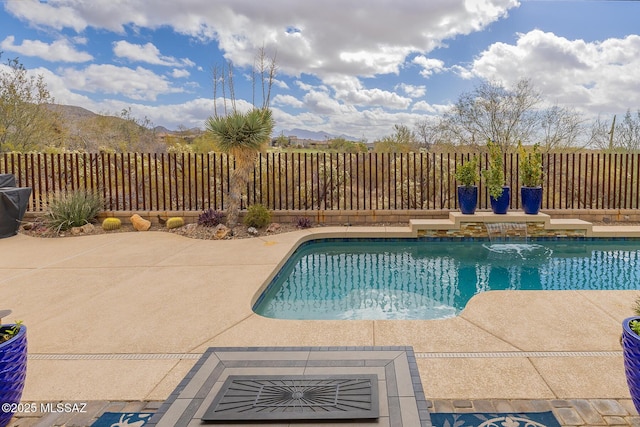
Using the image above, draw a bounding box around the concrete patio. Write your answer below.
[0,219,639,424]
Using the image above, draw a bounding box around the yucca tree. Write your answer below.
[206,107,274,229]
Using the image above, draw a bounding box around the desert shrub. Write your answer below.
[198,209,224,227]
[243,204,271,228]
[295,216,312,229]
[45,190,103,232]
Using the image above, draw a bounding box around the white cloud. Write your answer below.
[303,90,356,115]
[59,64,182,101]
[3,0,524,140]
[6,0,518,80]
[411,101,436,113]
[113,41,193,67]
[4,1,89,32]
[0,36,93,62]
[23,62,424,140]
[396,83,427,98]
[273,79,289,90]
[412,56,445,77]
[170,69,190,78]
[321,75,412,110]
[469,30,640,115]
[273,94,305,109]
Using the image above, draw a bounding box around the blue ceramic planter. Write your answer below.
[489,186,510,214]
[623,317,640,413]
[457,186,478,215]
[0,325,27,427]
[521,186,542,215]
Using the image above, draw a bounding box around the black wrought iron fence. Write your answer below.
[1,152,638,212]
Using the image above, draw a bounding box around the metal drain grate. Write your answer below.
[202,374,379,422]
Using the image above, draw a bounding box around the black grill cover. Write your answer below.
[0,187,32,238]
[0,174,16,188]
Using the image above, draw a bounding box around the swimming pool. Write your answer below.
[253,239,640,320]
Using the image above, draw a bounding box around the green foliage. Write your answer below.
[328,137,368,153]
[374,124,419,153]
[629,296,640,336]
[519,142,543,187]
[633,296,640,316]
[206,108,274,155]
[198,209,224,227]
[166,217,185,229]
[483,140,506,199]
[244,204,271,228]
[274,134,290,148]
[0,55,62,152]
[454,156,479,187]
[0,320,23,344]
[45,190,103,232]
[631,320,640,336]
[101,217,122,231]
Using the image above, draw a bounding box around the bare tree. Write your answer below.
[617,109,640,152]
[439,79,541,153]
[588,110,640,152]
[414,119,437,151]
[538,105,584,152]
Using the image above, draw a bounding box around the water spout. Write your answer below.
[485,222,528,243]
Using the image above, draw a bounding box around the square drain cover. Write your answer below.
[203,374,379,422]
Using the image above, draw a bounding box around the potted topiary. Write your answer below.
[454,155,479,214]
[622,298,640,413]
[0,310,27,427]
[483,140,510,214]
[518,142,543,215]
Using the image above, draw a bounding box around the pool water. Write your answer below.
[253,239,640,320]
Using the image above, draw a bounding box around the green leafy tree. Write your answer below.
[0,54,62,152]
[274,133,290,148]
[328,137,367,153]
[374,124,419,153]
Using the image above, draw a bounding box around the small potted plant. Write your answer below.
[623,298,640,413]
[518,142,543,215]
[454,155,479,214]
[0,310,27,427]
[483,140,510,214]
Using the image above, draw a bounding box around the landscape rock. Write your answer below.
[247,227,258,236]
[70,227,82,235]
[214,224,230,239]
[130,214,151,231]
[80,223,95,234]
[266,223,281,233]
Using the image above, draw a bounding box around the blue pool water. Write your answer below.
[253,239,640,320]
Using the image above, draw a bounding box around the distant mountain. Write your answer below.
[280,128,358,141]
[154,125,172,133]
[46,104,98,121]
[154,126,203,135]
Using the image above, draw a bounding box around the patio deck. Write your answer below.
[1,218,640,425]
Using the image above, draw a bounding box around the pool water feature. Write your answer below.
[253,239,640,320]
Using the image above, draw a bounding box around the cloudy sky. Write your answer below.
[1,0,639,141]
